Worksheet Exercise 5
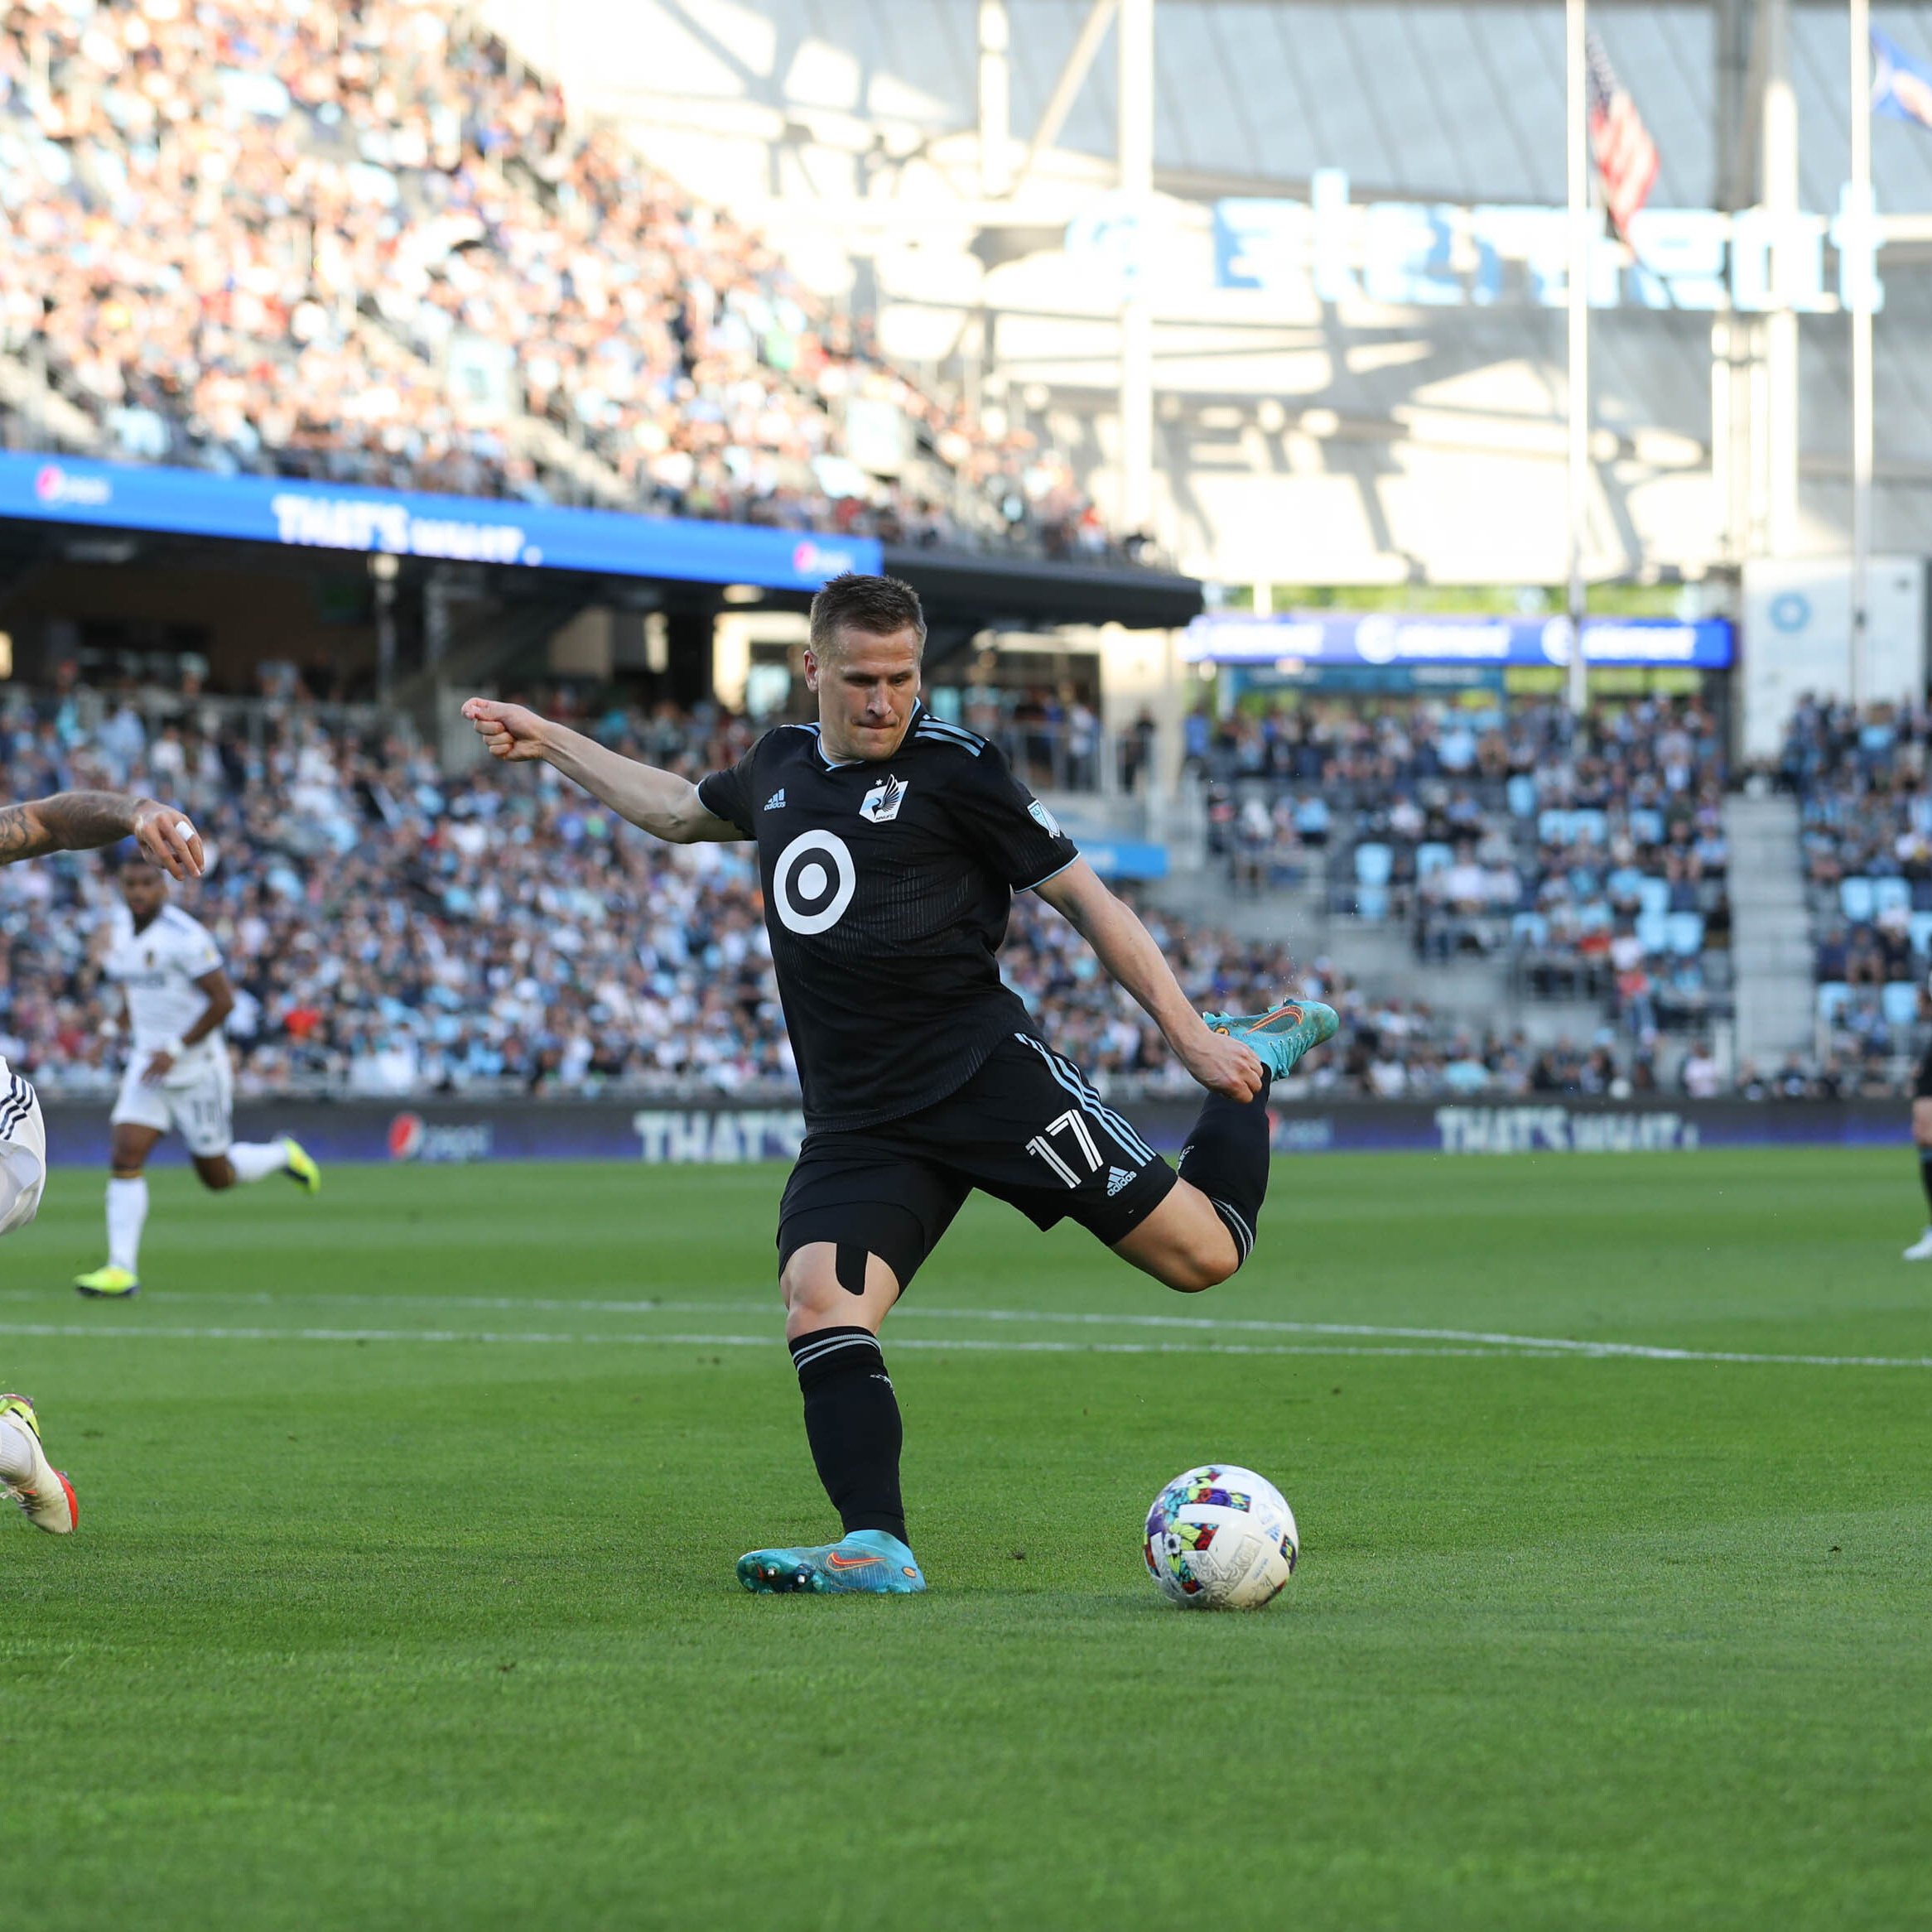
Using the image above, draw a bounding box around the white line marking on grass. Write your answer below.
[0,1319,1928,1368]
[0,1322,1542,1359]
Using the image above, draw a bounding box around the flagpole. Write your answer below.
[1565,0,1589,717]
[1850,0,1873,711]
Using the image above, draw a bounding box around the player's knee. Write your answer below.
[195,1160,234,1191]
[1152,1241,1236,1294]
[778,1251,840,1321]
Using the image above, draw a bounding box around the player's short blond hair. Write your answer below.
[807,572,927,664]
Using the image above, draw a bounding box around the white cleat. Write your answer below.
[0,1395,78,1534]
[1904,1228,1932,1261]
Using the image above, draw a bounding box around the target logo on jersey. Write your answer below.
[773,829,858,935]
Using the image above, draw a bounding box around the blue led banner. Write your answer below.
[1183,611,1735,671]
[0,451,881,591]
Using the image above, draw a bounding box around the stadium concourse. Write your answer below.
[0,0,1114,560]
[0,675,1882,1106]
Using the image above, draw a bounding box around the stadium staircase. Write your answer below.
[1724,791,1816,1072]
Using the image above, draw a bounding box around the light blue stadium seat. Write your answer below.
[1353,842,1394,888]
[1636,910,1669,954]
[1414,841,1453,879]
[1884,980,1921,1027]
[1355,884,1390,920]
[1636,876,1671,919]
[1572,808,1608,846]
[1537,807,1573,844]
[1840,877,1876,923]
[1511,911,1549,947]
[1874,878,1912,918]
[1626,807,1665,845]
[1506,774,1537,818]
[1910,911,1932,956]
[1816,981,1853,1023]
[1665,911,1705,956]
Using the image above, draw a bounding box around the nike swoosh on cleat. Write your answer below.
[1256,1004,1304,1028]
[824,1551,883,1570]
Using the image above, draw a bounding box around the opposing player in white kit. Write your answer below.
[75,864,320,1299]
[0,787,205,1534]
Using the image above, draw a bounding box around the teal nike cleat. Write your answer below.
[736,1528,927,1596]
[1201,998,1340,1080]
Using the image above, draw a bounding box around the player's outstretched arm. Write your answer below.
[460,699,742,844]
[1033,860,1264,1102]
[0,793,204,878]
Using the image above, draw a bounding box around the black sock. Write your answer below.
[1178,1072,1273,1270]
[1918,1152,1932,1218]
[789,1327,907,1546]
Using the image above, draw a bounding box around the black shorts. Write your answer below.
[1915,1046,1932,1101]
[778,1033,1177,1291]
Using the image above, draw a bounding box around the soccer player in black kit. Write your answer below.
[464,575,1335,1593]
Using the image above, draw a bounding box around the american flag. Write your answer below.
[1586,32,1660,241]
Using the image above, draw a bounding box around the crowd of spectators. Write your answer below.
[1197,691,1734,1043]
[0,0,1118,559]
[1781,696,1932,1085]
[2,680,1751,1106]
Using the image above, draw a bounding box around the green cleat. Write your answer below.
[74,1265,138,1299]
[282,1136,320,1195]
[1201,998,1340,1081]
[737,1529,927,1596]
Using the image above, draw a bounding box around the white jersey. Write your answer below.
[103,903,224,1064]
[0,1054,46,1236]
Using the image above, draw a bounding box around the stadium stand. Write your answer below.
[1782,696,1932,1090]
[0,0,1115,560]
[2,683,1726,1102]
[1197,692,1734,1043]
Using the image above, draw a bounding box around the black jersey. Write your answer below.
[696,706,1079,1130]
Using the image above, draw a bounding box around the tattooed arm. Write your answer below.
[0,793,205,879]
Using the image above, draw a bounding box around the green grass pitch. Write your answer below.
[1,1148,1929,1930]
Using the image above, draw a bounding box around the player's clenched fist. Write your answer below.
[461,697,548,761]
[129,799,205,880]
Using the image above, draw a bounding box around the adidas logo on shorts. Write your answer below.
[1106,1166,1135,1197]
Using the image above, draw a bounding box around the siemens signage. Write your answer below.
[1184,612,1734,671]
[1212,170,1882,314]
[0,453,880,590]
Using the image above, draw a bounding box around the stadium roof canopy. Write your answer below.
[502,1,1932,214]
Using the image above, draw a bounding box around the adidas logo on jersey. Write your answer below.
[764,788,787,811]
[1106,1166,1135,1197]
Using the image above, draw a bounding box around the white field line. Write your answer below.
[0,1315,1926,1369]
[0,1323,1539,1360]
[0,1285,1805,1356]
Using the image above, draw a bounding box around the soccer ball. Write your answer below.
[1143,1464,1298,1610]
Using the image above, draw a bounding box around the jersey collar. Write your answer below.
[807,702,924,769]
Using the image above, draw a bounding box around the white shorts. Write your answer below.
[111,1050,234,1159]
[0,1060,46,1237]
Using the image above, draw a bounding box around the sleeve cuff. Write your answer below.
[1020,853,1079,893]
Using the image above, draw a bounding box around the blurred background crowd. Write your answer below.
[4,677,1906,1106]
[0,0,1120,559]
